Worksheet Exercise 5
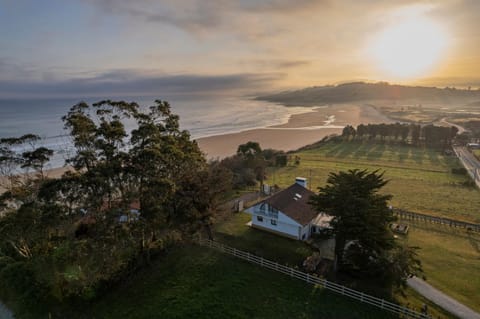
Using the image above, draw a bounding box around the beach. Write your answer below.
[0,166,72,194]
[197,104,391,159]
[0,103,390,191]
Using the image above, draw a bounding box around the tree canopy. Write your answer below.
[0,99,231,316]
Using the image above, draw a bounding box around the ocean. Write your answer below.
[0,95,315,169]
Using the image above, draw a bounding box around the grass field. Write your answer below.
[215,212,313,266]
[473,149,480,161]
[268,141,480,223]
[259,140,480,314]
[400,221,480,312]
[87,246,398,319]
[214,213,457,319]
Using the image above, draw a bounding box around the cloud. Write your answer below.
[239,59,311,70]
[82,0,228,32]
[82,0,329,34]
[0,57,36,80]
[0,70,284,99]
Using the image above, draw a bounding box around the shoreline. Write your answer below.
[0,104,391,184]
[197,103,391,159]
[0,166,73,194]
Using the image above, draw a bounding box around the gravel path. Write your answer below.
[407,276,480,319]
[0,301,13,319]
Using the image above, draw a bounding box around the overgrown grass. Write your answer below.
[268,141,480,223]
[87,246,397,319]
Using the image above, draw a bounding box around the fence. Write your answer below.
[394,209,480,232]
[198,238,430,319]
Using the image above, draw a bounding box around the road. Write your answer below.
[453,146,480,188]
[435,117,466,134]
[407,277,480,319]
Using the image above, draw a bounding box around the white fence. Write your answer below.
[198,238,430,319]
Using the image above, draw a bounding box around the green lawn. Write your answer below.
[269,141,480,223]
[214,212,458,319]
[401,222,480,312]
[260,140,480,315]
[214,212,313,266]
[87,246,397,319]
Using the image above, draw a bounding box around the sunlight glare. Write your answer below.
[370,17,448,78]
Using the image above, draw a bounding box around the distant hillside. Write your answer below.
[258,82,480,106]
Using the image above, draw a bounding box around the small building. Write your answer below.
[245,178,332,241]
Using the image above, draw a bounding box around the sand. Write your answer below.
[0,104,391,188]
[197,104,391,159]
[0,166,73,194]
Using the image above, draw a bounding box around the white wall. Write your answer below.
[300,223,311,240]
[246,203,303,240]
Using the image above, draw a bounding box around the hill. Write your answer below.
[258,82,480,106]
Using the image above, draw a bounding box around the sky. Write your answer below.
[1,0,480,99]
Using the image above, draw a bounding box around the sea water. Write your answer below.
[0,95,315,169]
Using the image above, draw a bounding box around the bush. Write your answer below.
[0,261,52,318]
[275,154,288,167]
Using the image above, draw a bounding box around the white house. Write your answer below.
[245,178,332,241]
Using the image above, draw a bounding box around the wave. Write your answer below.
[1,96,318,168]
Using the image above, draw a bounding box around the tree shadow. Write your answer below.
[353,143,369,159]
[409,148,423,164]
[427,149,442,166]
[324,142,347,158]
[395,145,409,163]
[335,142,358,159]
[367,143,386,161]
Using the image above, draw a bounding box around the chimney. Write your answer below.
[295,177,307,188]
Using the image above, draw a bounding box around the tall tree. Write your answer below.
[310,169,421,287]
[310,170,395,272]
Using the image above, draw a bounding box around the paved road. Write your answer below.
[453,146,480,188]
[435,118,466,134]
[0,301,13,319]
[407,277,480,319]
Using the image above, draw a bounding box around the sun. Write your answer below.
[369,17,448,79]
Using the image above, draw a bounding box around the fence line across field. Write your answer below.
[394,209,480,232]
[198,238,430,319]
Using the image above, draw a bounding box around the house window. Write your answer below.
[311,226,316,233]
[271,219,277,226]
[257,216,263,222]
